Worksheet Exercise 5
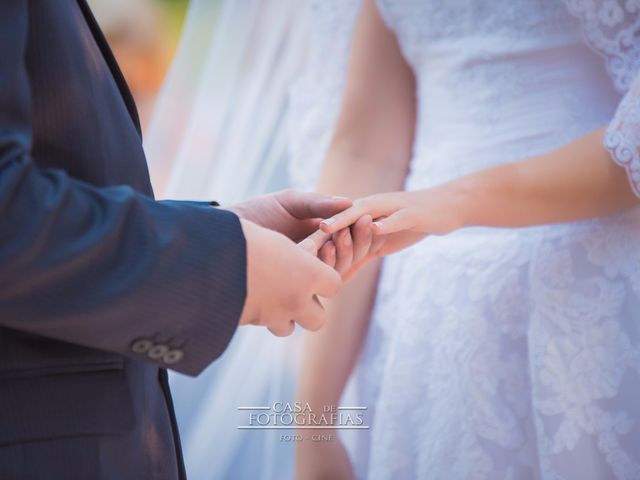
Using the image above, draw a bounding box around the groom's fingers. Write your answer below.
[278,190,352,219]
[308,256,342,298]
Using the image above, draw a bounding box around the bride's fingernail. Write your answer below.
[373,221,384,229]
[332,196,349,201]
[322,218,335,226]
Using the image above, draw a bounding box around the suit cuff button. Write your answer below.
[147,344,170,360]
[163,349,184,365]
[131,339,154,354]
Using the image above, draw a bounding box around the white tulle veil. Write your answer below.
[144,1,311,479]
[145,0,310,201]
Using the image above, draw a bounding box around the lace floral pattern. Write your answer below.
[560,0,640,93]
[604,72,640,196]
[355,222,640,479]
[377,0,574,59]
[560,0,640,197]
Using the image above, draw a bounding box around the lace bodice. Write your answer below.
[375,0,635,191]
[378,0,640,195]
[377,0,574,61]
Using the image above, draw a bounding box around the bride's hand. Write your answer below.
[300,216,427,282]
[299,215,385,278]
[296,186,468,281]
[299,184,467,280]
[319,186,467,238]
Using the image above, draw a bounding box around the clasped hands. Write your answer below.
[230,188,453,337]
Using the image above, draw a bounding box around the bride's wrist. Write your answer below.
[440,176,478,231]
[447,163,515,230]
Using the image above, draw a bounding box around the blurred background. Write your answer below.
[89,0,193,129]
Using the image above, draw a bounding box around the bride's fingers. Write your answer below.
[342,249,380,283]
[320,199,386,234]
[351,215,373,264]
[342,259,366,283]
[318,240,336,268]
[372,209,415,234]
[320,208,362,233]
[333,229,354,275]
[342,234,387,283]
[369,234,387,255]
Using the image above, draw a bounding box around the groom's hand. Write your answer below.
[238,219,342,336]
[228,190,352,242]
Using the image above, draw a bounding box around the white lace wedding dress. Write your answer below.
[289,0,640,479]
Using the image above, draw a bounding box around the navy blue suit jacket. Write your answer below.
[0,1,247,478]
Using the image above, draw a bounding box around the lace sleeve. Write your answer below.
[559,0,640,197]
[604,72,640,197]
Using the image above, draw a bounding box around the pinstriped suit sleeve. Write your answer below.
[0,0,246,376]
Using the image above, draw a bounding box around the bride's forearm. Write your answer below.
[318,149,410,198]
[453,127,639,229]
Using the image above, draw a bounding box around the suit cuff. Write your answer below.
[129,204,246,376]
